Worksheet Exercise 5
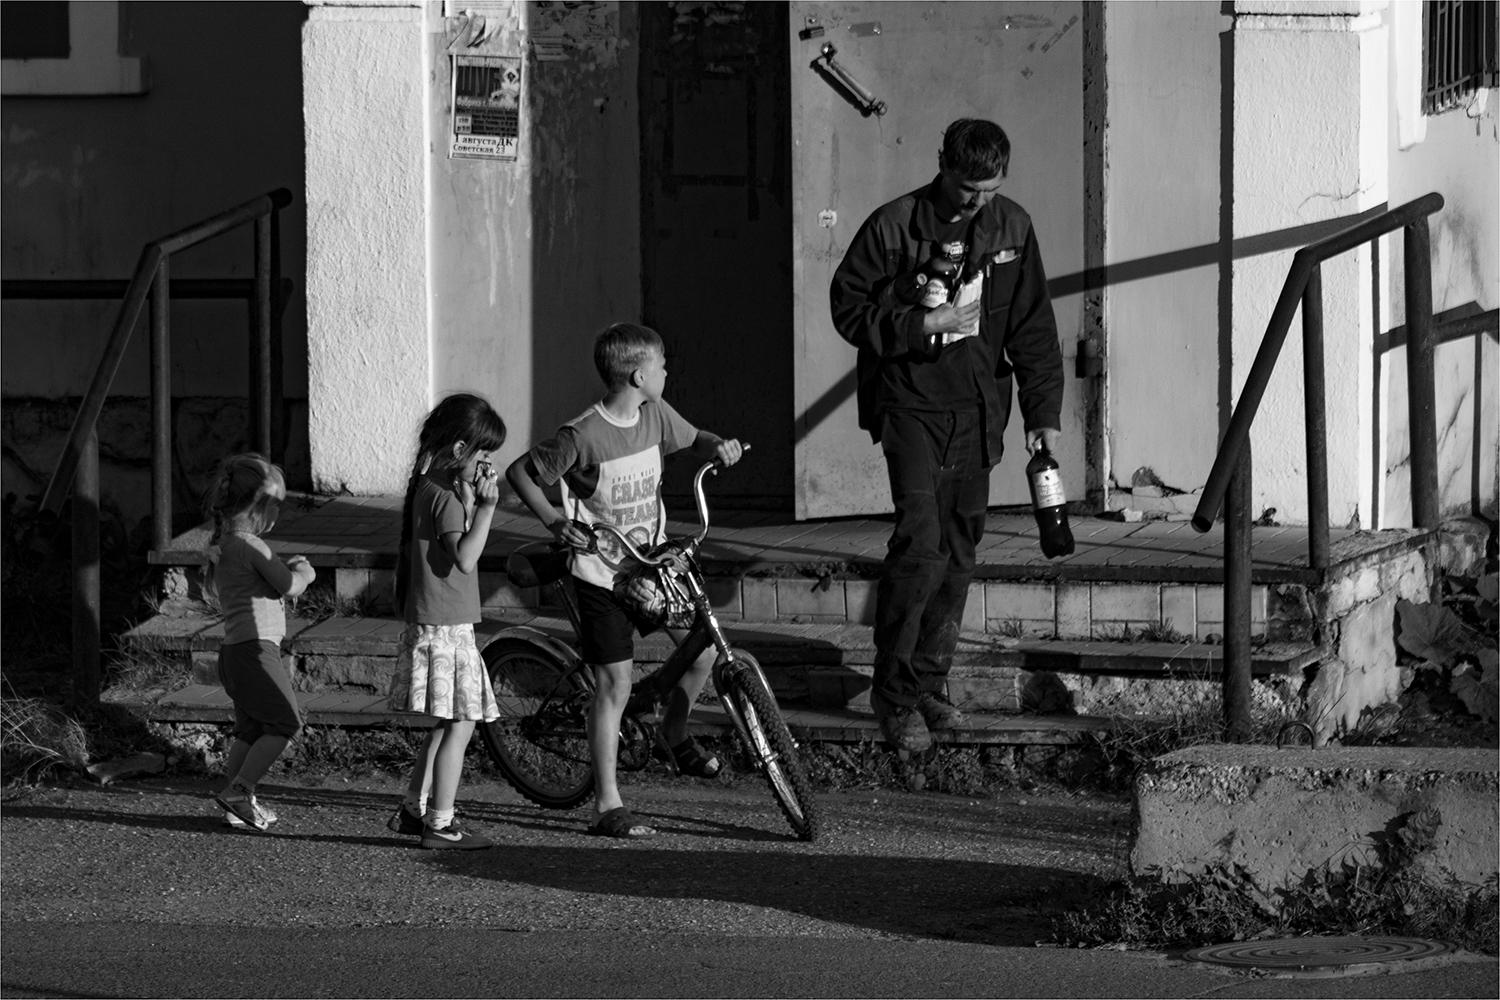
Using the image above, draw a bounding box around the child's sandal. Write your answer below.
[668,736,721,779]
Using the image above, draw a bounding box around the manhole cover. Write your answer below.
[1185,936,1452,971]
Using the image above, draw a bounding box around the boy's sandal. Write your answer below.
[586,806,656,839]
[668,736,721,779]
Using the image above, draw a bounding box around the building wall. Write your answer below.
[429,1,640,469]
[1102,2,1224,494]
[1379,0,1499,524]
[1,1,308,527]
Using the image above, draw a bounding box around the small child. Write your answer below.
[386,392,507,850]
[507,323,743,839]
[203,453,316,832]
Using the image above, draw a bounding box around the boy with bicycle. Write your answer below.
[506,322,744,838]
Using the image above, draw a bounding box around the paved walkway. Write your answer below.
[153,493,1424,584]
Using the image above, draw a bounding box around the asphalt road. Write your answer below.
[2,771,1494,998]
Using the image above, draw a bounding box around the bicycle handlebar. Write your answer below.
[588,451,745,567]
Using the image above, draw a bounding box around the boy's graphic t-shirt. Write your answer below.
[528,400,698,589]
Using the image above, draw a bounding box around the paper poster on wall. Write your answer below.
[451,55,521,159]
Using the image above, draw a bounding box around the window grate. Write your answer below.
[1424,0,1500,114]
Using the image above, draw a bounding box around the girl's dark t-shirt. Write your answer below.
[406,475,480,626]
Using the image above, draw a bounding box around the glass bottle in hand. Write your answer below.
[1027,444,1075,558]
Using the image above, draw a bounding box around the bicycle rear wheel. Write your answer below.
[722,656,821,841]
[480,637,595,809]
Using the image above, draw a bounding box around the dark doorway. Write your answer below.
[639,1,793,509]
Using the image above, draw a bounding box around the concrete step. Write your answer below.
[121,610,1325,717]
[1133,745,1498,893]
[105,683,1111,746]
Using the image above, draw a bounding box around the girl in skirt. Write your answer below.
[386,393,507,849]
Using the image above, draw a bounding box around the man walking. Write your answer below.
[830,118,1064,752]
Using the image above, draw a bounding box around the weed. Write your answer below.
[995,619,1025,639]
[1054,807,1499,954]
[1077,693,1300,792]
[1134,621,1192,644]
[0,691,90,786]
[285,582,382,624]
[105,647,191,696]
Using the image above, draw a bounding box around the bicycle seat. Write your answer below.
[506,541,571,588]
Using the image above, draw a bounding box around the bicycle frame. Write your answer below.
[506,461,780,754]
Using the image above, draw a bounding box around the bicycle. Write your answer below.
[479,459,822,841]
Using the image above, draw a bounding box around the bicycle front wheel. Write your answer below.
[480,637,595,809]
[722,656,821,841]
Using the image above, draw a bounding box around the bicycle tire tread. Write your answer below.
[725,664,821,842]
[480,638,596,810]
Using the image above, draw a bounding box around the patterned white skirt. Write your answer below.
[387,623,500,722]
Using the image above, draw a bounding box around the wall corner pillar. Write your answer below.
[303,0,430,494]
[1230,1,1388,528]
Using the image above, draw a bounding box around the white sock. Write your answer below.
[426,807,454,830]
[403,791,427,814]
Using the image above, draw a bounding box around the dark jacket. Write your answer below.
[829,177,1064,460]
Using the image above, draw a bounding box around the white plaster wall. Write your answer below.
[304,2,430,494]
[1232,10,1386,526]
[426,3,533,470]
[1379,0,1500,523]
[1104,2,1223,492]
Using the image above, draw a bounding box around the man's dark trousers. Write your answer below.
[874,407,990,710]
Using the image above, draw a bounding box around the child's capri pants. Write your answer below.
[218,639,303,743]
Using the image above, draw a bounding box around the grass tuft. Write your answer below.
[1,691,91,786]
[1053,862,1499,955]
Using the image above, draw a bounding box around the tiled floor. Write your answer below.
[157,492,1431,584]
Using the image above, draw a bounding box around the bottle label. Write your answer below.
[920,280,949,309]
[1031,468,1066,509]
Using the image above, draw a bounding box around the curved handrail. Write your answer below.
[1191,193,1445,533]
[38,189,293,515]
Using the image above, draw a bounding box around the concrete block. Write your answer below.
[1091,583,1160,623]
[703,575,742,616]
[742,578,777,621]
[776,578,847,619]
[984,582,1055,622]
[1439,516,1491,577]
[298,654,395,693]
[961,583,986,632]
[806,667,871,708]
[1306,593,1401,740]
[845,579,878,625]
[1324,564,1383,619]
[1133,746,1499,893]
[1056,583,1091,638]
[1161,586,1196,635]
[190,651,219,686]
[946,665,1020,712]
[1379,550,1430,606]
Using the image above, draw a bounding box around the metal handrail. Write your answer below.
[1187,192,1447,740]
[39,189,292,534]
[28,188,292,705]
[1192,192,1446,540]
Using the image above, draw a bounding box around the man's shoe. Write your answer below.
[420,821,494,850]
[916,691,967,730]
[872,695,932,753]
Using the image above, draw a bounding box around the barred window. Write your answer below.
[1424,0,1500,114]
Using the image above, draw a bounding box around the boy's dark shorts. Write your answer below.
[574,576,659,665]
[218,639,303,742]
